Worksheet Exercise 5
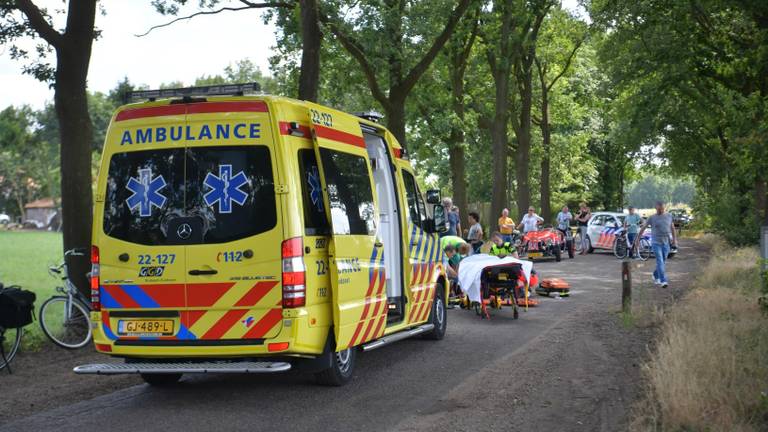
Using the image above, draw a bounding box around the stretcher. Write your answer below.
[456,254,536,319]
[536,278,571,297]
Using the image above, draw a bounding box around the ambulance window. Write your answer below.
[298,149,329,235]
[185,145,277,243]
[103,148,186,245]
[319,149,376,236]
[402,170,426,228]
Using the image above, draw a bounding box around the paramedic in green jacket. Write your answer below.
[489,232,519,258]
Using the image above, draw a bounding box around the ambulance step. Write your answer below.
[361,323,434,352]
[73,361,291,375]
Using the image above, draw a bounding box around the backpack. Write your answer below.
[0,285,36,329]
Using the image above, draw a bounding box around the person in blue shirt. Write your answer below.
[440,197,461,238]
[625,206,642,258]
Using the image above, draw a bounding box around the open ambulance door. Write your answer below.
[308,104,387,351]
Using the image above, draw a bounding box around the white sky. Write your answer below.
[0,0,278,109]
[0,0,584,110]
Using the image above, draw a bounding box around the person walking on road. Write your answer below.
[497,208,515,243]
[576,203,591,255]
[635,201,677,288]
[518,207,544,233]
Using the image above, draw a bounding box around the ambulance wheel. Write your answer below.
[424,284,447,340]
[315,346,356,386]
[566,240,575,259]
[554,245,562,262]
[141,373,182,386]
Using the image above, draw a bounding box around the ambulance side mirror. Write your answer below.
[426,189,441,205]
[432,204,448,234]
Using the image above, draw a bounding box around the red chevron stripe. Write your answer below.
[372,313,387,339]
[138,284,185,308]
[243,308,283,339]
[360,317,377,344]
[185,310,206,328]
[234,281,278,307]
[419,285,436,321]
[201,309,248,339]
[410,260,421,285]
[408,288,424,322]
[102,285,141,308]
[414,286,430,322]
[187,283,235,307]
[348,321,365,347]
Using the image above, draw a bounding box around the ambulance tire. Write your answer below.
[314,347,357,387]
[423,283,447,340]
[141,373,182,386]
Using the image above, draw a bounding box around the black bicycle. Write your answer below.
[0,284,36,373]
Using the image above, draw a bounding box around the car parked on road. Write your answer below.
[578,211,676,258]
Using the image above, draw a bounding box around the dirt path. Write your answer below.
[0,240,707,431]
[394,240,707,432]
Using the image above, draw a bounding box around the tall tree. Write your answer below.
[509,0,553,218]
[533,8,586,221]
[1,0,98,292]
[319,0,473,146]
[482,0,515,222]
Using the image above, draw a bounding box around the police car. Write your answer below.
[580,211,676,257]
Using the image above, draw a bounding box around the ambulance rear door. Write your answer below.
[307,104,386,351]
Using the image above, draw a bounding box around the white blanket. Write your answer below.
[457,254,533,303]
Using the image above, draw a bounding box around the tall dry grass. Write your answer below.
[631,242,768,432]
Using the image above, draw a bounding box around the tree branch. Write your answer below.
[15,0,63,47]
[547,36,584,92]
[397,0,473,96]
[319,13,391,110]
[136,2,294,37]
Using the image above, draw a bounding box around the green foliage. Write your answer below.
[627,175,696,209]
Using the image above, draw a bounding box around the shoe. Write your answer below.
[654,279,661,285]
[661,282,669,288]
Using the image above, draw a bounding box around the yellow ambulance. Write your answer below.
[75,84,449,386]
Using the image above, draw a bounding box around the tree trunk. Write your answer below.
[490,75,510,223]
[54,4,97,296]
[297,0,321,102]
[515,74,533,217]
[539,83,551,222]
[756,177,768,225]
[385,98,407,148]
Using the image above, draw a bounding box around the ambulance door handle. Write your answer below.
[189,269,218,276]
[374,241,383,248]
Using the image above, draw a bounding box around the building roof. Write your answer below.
[25,198,56,209]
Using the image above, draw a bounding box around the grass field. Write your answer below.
[0,230,65,348]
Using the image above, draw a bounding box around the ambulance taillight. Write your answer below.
[281,237,305,308]
[90,245,101,311]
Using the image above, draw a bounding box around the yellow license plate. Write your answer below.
[497,274,508,280]
[528,252,543,258]
[118,320,174,335]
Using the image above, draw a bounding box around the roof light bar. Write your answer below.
[355,110,385,122]
[128,82,261,103]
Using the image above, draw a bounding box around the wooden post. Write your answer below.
[622,260,632,313]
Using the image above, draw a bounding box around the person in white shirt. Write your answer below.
[517,206,544,233]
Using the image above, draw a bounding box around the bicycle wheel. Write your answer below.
[613,237,628,259]
[39,296,92,349]
[0,327,22,371]
[573,231,583,253]
[639,239,652,261]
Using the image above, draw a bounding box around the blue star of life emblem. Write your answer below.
[204,164,249,213]
[308,166,323,212]
[125,168,167,217]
